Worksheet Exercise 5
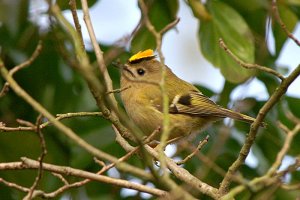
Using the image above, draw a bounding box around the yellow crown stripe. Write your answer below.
[129,49,155,63]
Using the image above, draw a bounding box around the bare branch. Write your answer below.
[281,183,300,191]
[160,18,180,35]
[272,0,300,47]
[277,121,290,134]
[16,118,35,128]
[21,157,166,197]
[9,41,43,76]
[0,178,29,193]
[0,158,167,198]
[219,38,285,80]
[176,135,209,165]
[24,115,48,200]
[51,173,69,185]
[80,0,116,108]
[0,41,43,98]
[144,145,219,199]
[0,82,9,98]
[106,86,131,94]
[0,112,103,132]
[267,123,300,176]
[69,0,85,50]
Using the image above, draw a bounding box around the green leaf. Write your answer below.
[199,0,256,83]
[0,0,29,37]
[57,0,98,10]
[287,0,300,6]
[273,4,298,56]
[131,0,179,53]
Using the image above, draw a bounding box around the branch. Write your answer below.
[221,118,300,199]
[0,40,43,98]
[69,0,85,50]
[80,0,117,110]
[219,64,300,195]
[0,112,103,132]
[219,38,285,80]
[0,82,9,98]
[176,135,209,165]
[267,122,300,176]
[0,157,167,197]
[24,115,48,200]
[272,0,300,47]
[144,145,219,199]
[9,40,43,76]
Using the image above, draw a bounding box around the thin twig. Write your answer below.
[80,0,117,111]
[106,86,131,94]
[267,123,300,176]
[0,178,29,193]
[24,157,167,196]
[51,173,69,185]
[219,38,285,80]
[0,112,103,132]
[0,41,43,98]
[69,0,85,50]
[276,157,300,177]
[0,158,167,198]
[281,183,300,190]
[160,18,180,35]
[277,121,290,134]
[9,41,43,76]
[272,0,300,47]
[94,157,106,168]
[176,135,209,165]
[0,82,10,98]
[16,119,35,128]
[286,110,300,124]
[24,115,48,200]
[144,145,219,199]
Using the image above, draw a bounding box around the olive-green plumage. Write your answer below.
[120,53,260,142]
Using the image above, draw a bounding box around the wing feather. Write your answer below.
[169,91,265,126]
[170,92,226,117]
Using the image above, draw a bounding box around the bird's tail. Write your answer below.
[220,108,266,127]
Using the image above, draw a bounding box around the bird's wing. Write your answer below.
[169,91,230,118]
[169,91,265,126]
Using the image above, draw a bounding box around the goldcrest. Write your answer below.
[120,49,262,142]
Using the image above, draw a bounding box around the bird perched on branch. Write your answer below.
[120,49,263,142]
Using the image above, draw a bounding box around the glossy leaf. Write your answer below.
[199,0,256,83]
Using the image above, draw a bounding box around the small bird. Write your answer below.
[120,49,262,142]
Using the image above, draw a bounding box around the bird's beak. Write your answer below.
[122,64,135,77]
[111,61,124,70]
[112,62,135,78]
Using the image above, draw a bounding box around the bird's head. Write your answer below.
[121,49,166,85]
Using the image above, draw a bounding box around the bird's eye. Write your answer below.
[137,68,145,76]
